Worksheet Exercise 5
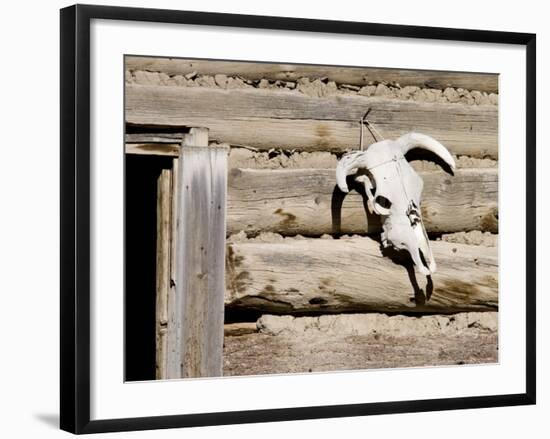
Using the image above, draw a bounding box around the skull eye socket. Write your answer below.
[375,195,392,209]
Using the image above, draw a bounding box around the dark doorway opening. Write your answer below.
[125,154,172,381]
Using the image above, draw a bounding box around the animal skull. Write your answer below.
[336,132,455,276]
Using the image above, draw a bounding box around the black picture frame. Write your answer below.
[60,4,536,434]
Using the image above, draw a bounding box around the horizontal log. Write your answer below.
[125,85,498,158]
[227,168,498,235]
[126,57,498,93]
[225,237,498,314]
[121,158,497,233]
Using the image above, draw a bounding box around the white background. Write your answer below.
[0,0,546,437]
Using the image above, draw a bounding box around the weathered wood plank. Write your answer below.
[125,85,498,158]
[126,57,498,93]
[225,237,498,314]
[126,143,180,156]
[166,157,179,379]
[124,135,228,156]
[166,128,229,379]
[224,322,258,337]
[155,169,172,380]
[227,168,498,235]
[126,133,186,143]
[183,126,209,147]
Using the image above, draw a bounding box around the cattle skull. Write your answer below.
[336,132,455,276]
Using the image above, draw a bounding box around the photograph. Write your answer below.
[124,56,499,382]
[0,0,541,436]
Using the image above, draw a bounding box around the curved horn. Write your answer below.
[336,162,351,193]
[335,151,368,193]
[397,132,456,171]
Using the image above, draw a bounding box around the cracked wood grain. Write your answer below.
[227,168,498,236]
[225,237,498,314]
[125,85,498,158]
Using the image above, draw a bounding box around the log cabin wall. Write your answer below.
[124,57,498,378]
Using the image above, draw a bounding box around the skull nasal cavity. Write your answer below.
[375,195,392,209]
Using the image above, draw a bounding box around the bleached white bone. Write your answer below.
[336,132,455,275]
[354,174,375,214]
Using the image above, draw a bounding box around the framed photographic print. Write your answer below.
[60,4,536,434]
